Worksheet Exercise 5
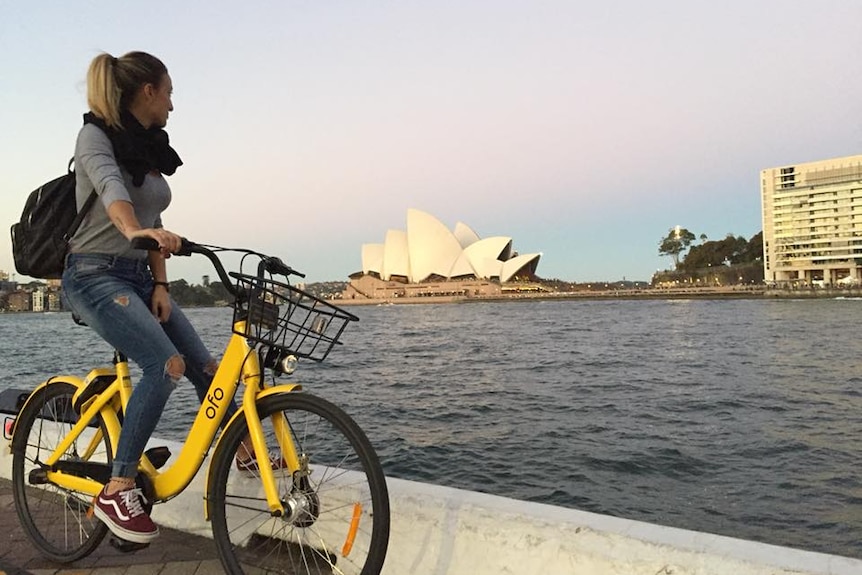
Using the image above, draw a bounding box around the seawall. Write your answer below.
[2,437,860,575]
[334,285,862,305]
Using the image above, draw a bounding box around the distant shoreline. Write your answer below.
[5,286,860,315]
[334,285,862,305]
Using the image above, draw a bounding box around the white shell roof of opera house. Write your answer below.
[360,209,542,283]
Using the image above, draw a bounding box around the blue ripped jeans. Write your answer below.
[62,253,237,478]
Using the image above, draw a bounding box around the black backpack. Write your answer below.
[10,159,97,279]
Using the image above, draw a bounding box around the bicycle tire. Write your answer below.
[11,381,112,562]
[208,392,390,575]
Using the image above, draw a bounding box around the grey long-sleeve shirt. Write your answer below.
[69,123,172,259]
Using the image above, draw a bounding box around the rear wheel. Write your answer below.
[11,381,112,562]
[209,392,390,575]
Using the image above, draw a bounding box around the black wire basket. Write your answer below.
[231,273,358,362]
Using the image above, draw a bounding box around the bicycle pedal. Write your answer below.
[144,445,172,469]
[110,537,150,553]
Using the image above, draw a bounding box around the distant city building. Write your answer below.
[7,291,30,312]
[32,288,45,312]
[1,282,64,313]
[47,290,62,311]
[762,153,862,285]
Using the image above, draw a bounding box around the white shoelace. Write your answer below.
[237,450,283,469]
[118,488,148,518]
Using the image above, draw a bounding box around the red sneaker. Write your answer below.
[93,485,159,543]
[236,450,288,473]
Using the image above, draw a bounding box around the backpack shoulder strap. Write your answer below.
[64,157,98,241]
[64,191,97,241]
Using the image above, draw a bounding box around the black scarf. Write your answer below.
[83,110,183,187]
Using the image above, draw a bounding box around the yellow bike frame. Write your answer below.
[17,319,301,517]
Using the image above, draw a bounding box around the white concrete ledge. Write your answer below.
[380,476,861,575]
[3,437,860,575]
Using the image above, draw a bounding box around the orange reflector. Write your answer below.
[341,502,362,557]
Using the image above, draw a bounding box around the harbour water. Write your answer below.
[1,298,861,560]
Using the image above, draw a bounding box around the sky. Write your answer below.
[2,1,861,284]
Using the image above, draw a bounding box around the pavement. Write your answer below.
[0,477,225,575]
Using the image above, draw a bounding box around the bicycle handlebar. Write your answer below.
[130,237,305,298]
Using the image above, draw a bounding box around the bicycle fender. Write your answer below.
[203,383,302,519]
[10,376,85,445]
[71,367,118,412]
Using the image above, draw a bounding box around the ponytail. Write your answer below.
[87,53,122,128]
[85,51,168,130]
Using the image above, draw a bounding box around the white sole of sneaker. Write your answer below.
[93,505,159,544]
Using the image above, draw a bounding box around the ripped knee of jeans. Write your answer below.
[204,359,218,377]
[164,354,186,383]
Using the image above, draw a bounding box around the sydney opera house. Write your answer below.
[342,209,543,301]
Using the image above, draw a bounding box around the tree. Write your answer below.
[659,226,696,269]
[168,279,193,303]
[746,231,763,262]
[656,230,765,285]
[208,281,232,303]
[679,233,753,272]
[720,234,749,265]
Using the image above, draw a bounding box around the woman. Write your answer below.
[63,51,264,544]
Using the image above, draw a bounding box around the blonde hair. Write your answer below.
[86,51,168,129]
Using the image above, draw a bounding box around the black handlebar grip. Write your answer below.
[265,257,306,278]
[130,237,194,256]
[175,238,193,257]
[130,237,161,251]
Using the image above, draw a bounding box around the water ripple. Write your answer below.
[3,299,862,559]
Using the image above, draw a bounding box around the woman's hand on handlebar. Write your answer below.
[129,228,183,258]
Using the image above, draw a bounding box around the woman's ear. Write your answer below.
[142,82,156,100]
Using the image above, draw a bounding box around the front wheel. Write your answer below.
[208,392,390,575]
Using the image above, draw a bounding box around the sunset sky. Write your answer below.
[2,1,860,284]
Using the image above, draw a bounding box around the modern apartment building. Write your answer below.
[761,154,862,285]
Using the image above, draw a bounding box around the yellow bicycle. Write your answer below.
[10,239,390,575]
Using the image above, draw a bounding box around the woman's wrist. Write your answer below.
[153,281,170,292]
